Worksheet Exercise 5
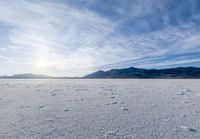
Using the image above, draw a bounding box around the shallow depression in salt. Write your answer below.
[0,79,200,139]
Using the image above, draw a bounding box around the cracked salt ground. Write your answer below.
[0,79,200,139]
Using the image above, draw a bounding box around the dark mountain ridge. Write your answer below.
[84,67,200,78]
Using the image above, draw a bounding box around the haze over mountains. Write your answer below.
[1,67,200,79]
[0,73,52,79]
[0,73,75,79]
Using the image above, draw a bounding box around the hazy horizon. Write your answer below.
[0,0,200,76]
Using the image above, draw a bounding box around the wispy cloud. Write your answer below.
[0,0,117,75]
[0,0,199,76]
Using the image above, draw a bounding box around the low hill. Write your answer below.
[0,73,52,79]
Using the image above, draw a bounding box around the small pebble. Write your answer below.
[120,106,129,111]
[111,102,118,104]
[64,109,69,112]
[180,126,197,133]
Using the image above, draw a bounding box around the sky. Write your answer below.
[0,0,200,77]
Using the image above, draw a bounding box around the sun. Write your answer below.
[36,55,52,68]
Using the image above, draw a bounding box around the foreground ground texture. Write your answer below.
[0,79,200,139]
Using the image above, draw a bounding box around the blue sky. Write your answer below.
[0,0,200,76]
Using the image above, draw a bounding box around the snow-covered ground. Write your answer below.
[0,79,200,139]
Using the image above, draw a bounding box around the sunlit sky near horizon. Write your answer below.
[0,0,200,77]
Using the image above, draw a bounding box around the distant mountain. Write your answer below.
[0,73,52,79]
[84,67,200,78]
[1,67,200,79]
[0,73,80,79]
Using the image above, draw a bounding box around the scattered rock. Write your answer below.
[180,126,197,133]
[75,88,88,91]
[18,106,31,108]
[120,106,129,111]
[187,89,192,92]
[194,110,200,114]
[188,128,196,132]
[153,104,158,107]
[39,105,45,109]
[181,114,186,118]
[64,109,69,112]
[111,102,118,104]
[150,134,158,137]
[182,101,190,104]
[177,92,185,95]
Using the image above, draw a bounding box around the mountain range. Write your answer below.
[0,67,200,79]
[84,67,200,79]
